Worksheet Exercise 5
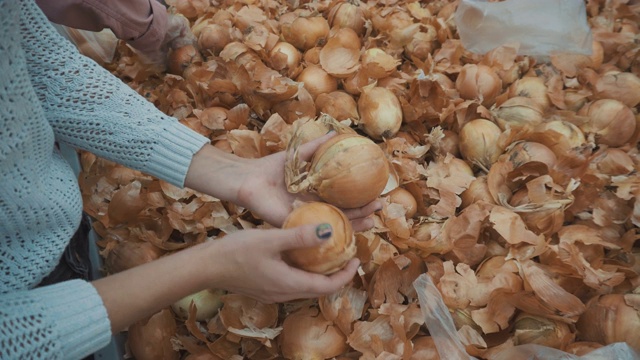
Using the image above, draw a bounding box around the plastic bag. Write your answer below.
[53,25,118,66]
[413,274,640,360]
[454,0,593,57]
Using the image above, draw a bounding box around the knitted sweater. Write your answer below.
[0,1,209,359]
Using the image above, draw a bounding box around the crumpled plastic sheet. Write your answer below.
[413,274,640,360]
[454,0,593,56]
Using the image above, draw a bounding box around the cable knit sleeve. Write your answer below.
[20,0,209,187]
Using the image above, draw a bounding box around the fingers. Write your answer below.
[342,199,382,220]
[298,131,337,160]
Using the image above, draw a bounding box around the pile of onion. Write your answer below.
[282,202,355,274]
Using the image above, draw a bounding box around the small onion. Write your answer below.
[197,24,232,55]
[576,293,640,351]
[327,0,367,36]
[105,241,164,274]
[593,71,640,108]
[270,42,302,72]
[357,86,403,140]
[458,119,503,170]
[167,45,203,76]
[509,77,550,110]
[492,96,544,131]
[171,288,226,321]
[505,141,557,169]
[281,15,330,51]
[386,187,418,218]
[279,305,349,359]
[128,309,179,360]
[296,65,338,99]
[578,99,636,147]
[513,313,573,349]
[440,129,460,157]
[282,202,355,274]
[361,48,400,79]
[316,91,359,121]
[530,120,586,156]
[455,64,502,107]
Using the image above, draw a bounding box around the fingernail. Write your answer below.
[325,129,335,134]
[316,223,333,240]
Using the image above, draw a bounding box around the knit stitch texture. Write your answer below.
[0,0,209,358]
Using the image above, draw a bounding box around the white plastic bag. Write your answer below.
[53,25,118,65]
[454,0,593,56]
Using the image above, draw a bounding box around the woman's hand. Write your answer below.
[185,133,381,229]
[204,223,360,303]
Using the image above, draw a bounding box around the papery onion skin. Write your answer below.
[593,71,640,108]
[505,141,557,169]
[270,42,302,72]
[386,187,418,218]
[128,309,179,360]
[493,96,544,131]
[509,76,550,110]
[105,241,164,274]
[455,64,502,107]
[530,120,586,156]
[283,202,355,274]
[197,24,232,55]
[307,134,390,208]
[357,87,403,140]
[458,119,503,169]
[513,313,573,349]
[592,148,635,176]
[576,293,640,351]
[327,0,367,37]
[168,45,203,76]
[281,15,330,51]
[460,176,495,209]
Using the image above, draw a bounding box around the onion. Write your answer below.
[281,14,330,51]
[455,64,502,107]
[197,24,232,55]
[592,148,635,176]
[513,313,573,349]
[288,133,390,208]
[576,293,640,351]
[171,288,226,321]
[128,308,179,360]
[167,45,203,76]
[327,0,367,36]
[405,30,437,62]
[282,202,355,274]
[460,175,495,209]
[304,47,322,65]
[410,336,440,360]
[529,120,586,156]
[441,129,460,157]
[293,117,331,144]
[509,77,550,110]
[270,42,302,72]
[357,86,403,140]
[593,71,640,108]
[361,48,400,79]
[385,187,418,218]
[296,65,338,99]
[505,141,557,169]
[279,305,349,359]
[492,97,544,131]
[578,99,636,147]
[319,28,361,78]
[458,119,503,170]
[316,91,359,122]
[105,241,164,274]
[509,188,566,236]
[218,294,279,330]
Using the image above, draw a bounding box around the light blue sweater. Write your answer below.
[0,1,209,358]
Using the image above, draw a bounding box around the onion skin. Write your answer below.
[168,45,203,76]
[513,313,573,349]
[458,119,503,169]
[105,241,164,274]
[283,202,355,274]
[307,134,390,208]
[386,187,417,218]
[456,64,502,107]
[578,99,636,147]
[281,15,330,51]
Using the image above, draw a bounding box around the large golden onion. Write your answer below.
[282,202,355,274]
[301,133,390,208]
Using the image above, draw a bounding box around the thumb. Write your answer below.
[274,223,333,252]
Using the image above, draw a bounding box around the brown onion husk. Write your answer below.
[591,148,635,176]
[578,99,636,147]
[576,293,640,351]
[319,27,361,78]
[315,91,359,122]
[282,202,355,274]
[357,86,403,140]
[456,64,502,107]
[460,175,495,209]
[128,308,179,360]
[505,141,557,169]
[108,181,147,225]
[459,119,503,170]
[492,96,544,131]
[197,24,233,55]
[286,129,390,208]
[269,42,302,73]
[592,71,640,108]
[105,241,164,274]
[529,120,587,156]
[513,313,574,349]
[218,294,279,330]
[409,336,440,360]
[279,305,349,360]
[361,48,400,79]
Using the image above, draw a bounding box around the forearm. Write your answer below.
[92,240,221,333]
